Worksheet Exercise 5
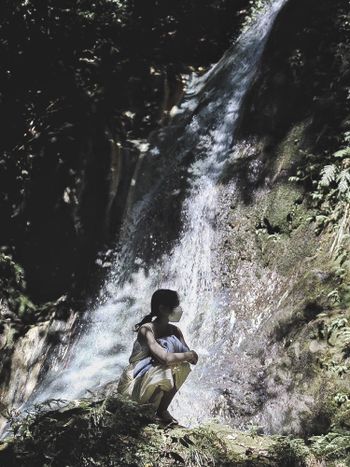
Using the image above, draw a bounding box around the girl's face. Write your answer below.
[168,303,183,322]
[159,301,183,321]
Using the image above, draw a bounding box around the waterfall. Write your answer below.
[26,0,288,427]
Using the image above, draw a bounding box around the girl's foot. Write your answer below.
[155,409,179,425]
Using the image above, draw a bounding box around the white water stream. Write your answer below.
[30,0,287,427]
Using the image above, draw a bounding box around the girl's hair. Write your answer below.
[133,289,180,332]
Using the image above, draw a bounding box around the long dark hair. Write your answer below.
[133,289,180,332]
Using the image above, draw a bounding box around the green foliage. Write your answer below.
[0,0,255,302]
[334,392,350,406]
[285,4,350,260]
[309,431,350,463]
[289,133,350,233]
[269,436,310,467]
[3,395,158,466]
[0,252,37,320]
[288,133,350,310]
[325,316,350,352]
[315,312,350,379]
[3,392,350,466]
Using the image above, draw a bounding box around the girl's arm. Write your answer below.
[171,325,198,364]
[139,326,195,365]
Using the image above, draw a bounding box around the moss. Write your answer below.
[271,120,310,177]
[16,295,37,319]
[0,393,315,467]
[0,253,26,293]
[268,436,311,467]
[257,184,303,235]
[0,253,38,321]
[2,391,347,466]
[308,431,350,465]
[252,173,316,275]
[3,326,17,348]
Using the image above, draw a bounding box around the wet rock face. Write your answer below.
[209,0,350,436]
[213,174,314,433]
[213,137,350,436]
[0,297,79,434]
[0,252,80,433]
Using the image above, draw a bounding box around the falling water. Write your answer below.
[28,0,288,427]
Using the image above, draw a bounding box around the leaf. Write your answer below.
[333,147,350,158]
[169,451,185,462]
[337,169,350,193]
[320,164,337,186]
[315,215,328,222]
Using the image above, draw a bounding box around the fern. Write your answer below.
[344,131,350,143]
[333,147,350,158]
[319,164,337,187]
[310,431,350,459]
[289,131,350,264]
[337,169,350,194]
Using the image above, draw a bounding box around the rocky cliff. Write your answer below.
[1,0,350,465]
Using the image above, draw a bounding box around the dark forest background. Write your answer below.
[0,0,252,307]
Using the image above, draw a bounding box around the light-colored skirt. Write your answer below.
[117,361,191,410]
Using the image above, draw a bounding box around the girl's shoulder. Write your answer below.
[136,322,154,345]
[138,322,155,334]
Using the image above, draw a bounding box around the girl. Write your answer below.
[117,289,198,424]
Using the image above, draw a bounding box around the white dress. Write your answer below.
[116,322,191,410]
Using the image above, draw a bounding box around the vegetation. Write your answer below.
[0,0,253,304]
[239,0,350,254]
[284,1,350,260]
[1,0,350,465]
[289,133,350,246]
[0,252,37,322]
[0,392,335,466]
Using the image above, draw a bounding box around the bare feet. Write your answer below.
[155,409,179,425]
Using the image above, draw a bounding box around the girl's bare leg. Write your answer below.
[148,386,163,406]
[157,364,191,422]
[157,385,177,413]
[148,385,177,414]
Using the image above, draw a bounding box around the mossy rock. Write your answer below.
[0,393,322,467]
[256,184,305,235]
